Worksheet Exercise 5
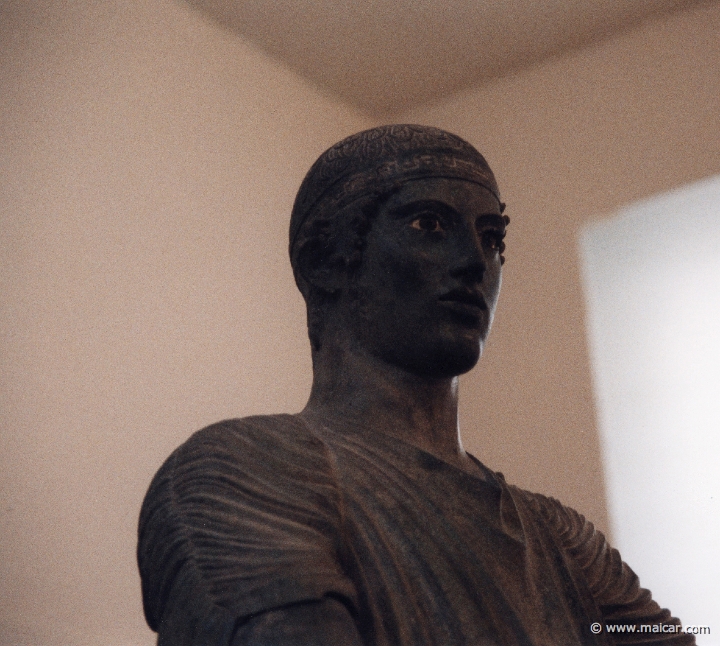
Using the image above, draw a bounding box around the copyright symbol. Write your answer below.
[590,623,602,634]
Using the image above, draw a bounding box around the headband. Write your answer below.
[289,124,500,253]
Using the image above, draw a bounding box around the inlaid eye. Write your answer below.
[482,231,506,251]
[411,214,445,233]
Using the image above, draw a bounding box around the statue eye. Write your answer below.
[482,230,506,254]
[411,214,445,233]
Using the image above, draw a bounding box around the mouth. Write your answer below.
[438,289,487,309]
[437,289,487,323]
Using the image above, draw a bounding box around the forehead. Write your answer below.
[380,177,501,216]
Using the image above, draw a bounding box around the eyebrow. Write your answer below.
[390,199,504,226]
[475,213,506,228]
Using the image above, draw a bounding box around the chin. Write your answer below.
[436,347,482,378]
[398,337,483,379]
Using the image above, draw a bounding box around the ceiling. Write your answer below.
[188,0,700,117]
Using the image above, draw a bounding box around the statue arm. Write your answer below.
[230,597,363,646]
[138,416,359,645]
[524,491,695,644]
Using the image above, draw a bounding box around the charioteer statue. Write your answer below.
[138,125,692,645]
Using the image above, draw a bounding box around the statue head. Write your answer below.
[290,124,507,377]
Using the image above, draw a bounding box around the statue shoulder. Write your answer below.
[511,487,691,640]
[138,414,346,634]
[154,413,328,480]
[511,487,621,598]
[181,412,315,451]
[141,414,337,523]
[510,487,595,553]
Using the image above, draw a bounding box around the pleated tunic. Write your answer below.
[138,415,692,645]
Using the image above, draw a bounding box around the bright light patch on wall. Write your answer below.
[580,176,720,642]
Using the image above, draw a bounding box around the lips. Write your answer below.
[437,289,487,323]
[437,289,487,310]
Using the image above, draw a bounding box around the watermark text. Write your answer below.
[590,622,710,636]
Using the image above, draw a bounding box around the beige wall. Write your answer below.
[0,1,369,644]
[402,0,720,537]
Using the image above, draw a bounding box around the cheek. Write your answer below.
[479,269,502,333]
[487,267,502,303]
[361,239,432,294]
[379,240,444,288]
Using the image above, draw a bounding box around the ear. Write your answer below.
[295,236,349,295]
[293,200,369,296]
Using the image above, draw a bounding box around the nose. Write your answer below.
[449,228,486,283]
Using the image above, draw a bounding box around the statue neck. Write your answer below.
[301,340,474,473]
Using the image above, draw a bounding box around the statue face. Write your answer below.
[343,177,505,378]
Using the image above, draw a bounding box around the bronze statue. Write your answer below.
[138,125,693,645]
